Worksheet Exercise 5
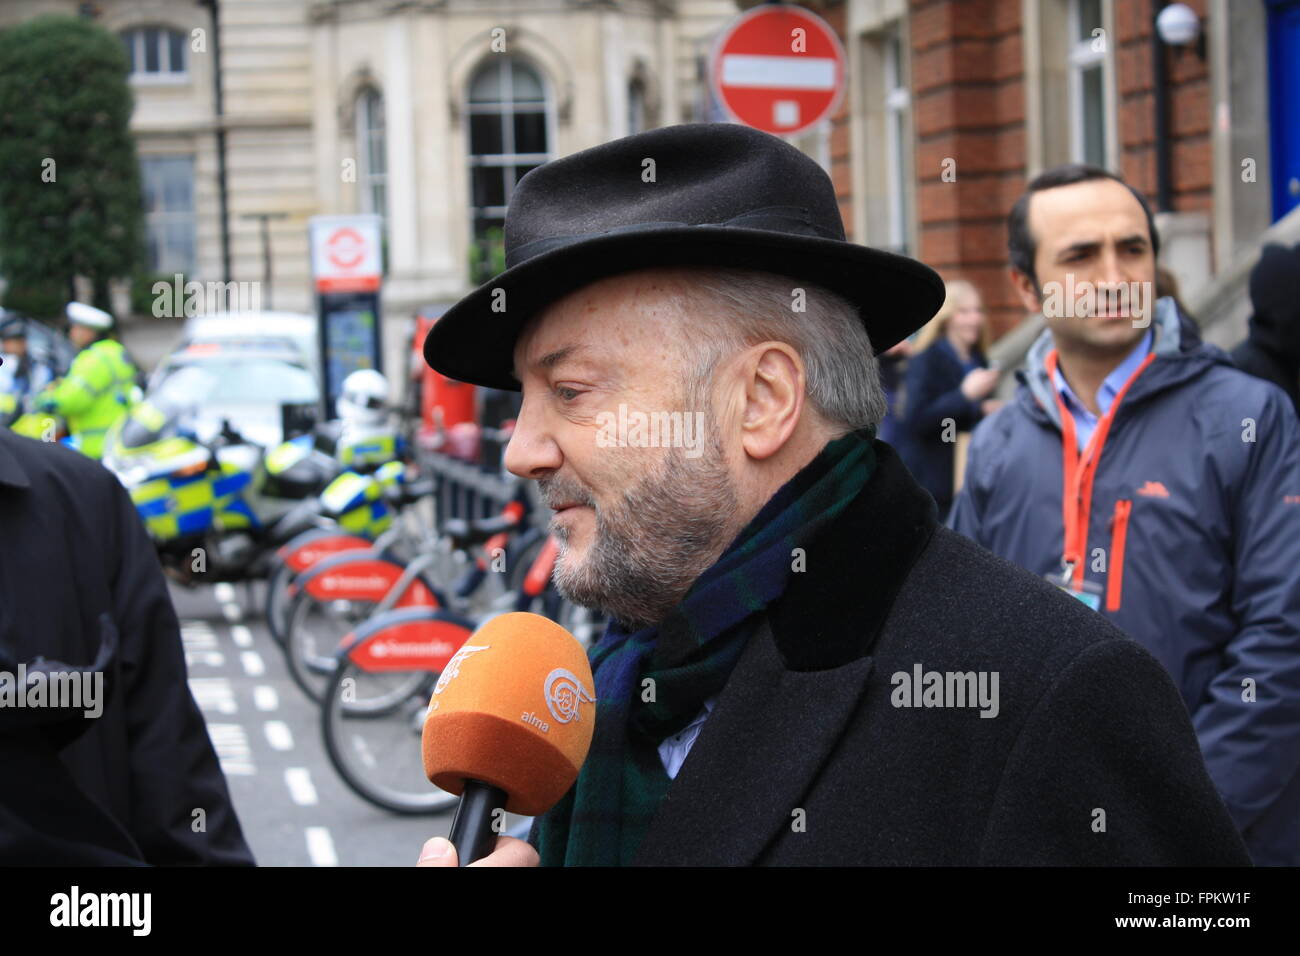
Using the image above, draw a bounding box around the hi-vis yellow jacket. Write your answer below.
[37,339,139,458]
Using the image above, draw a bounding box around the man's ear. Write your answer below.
[1008,267,1041,315]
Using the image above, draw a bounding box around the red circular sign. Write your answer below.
[711,4,846,137]
[326,227,366,270]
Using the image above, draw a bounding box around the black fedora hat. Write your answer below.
[424,122,944,390]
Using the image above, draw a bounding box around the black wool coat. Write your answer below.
[631,440,1250,866]
[0,429,254,865]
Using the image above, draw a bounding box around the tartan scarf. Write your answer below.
[534,425,878,866]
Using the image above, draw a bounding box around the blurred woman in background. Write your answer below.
[894,279,1002,519]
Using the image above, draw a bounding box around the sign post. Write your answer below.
[710,4,847,138]
[308,214,384,419]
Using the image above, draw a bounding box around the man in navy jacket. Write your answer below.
[950,164,1300,865]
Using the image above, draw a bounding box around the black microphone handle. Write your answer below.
[448,780,509,866]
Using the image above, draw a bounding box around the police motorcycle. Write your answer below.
[101,367,407,586]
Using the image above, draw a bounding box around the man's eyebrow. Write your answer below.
[1056,234,1149,259]
[516,344,595,379]
[537,345,586,370]
[1056,240,1101,259]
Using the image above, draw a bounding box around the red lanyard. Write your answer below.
[1044,349,1156,590]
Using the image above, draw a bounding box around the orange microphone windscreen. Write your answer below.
[421,612,596,817]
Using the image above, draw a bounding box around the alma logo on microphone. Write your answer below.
[544,668,595,724]
[432,643,490,696]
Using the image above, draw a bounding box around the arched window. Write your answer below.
[466,58,550,283]
[121,26,187,78]
[356,88,387,223]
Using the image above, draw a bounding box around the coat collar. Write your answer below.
[767,439,938,670]
[633,441,937,864]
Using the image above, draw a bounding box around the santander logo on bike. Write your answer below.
[320,574,389,593]
[369,638,458,659]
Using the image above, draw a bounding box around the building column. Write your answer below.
[385,13,418,276]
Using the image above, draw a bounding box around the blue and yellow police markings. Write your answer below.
[319,467,398,538]
[131,459,258,541]
[337,432,399,469]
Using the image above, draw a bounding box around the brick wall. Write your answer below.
[815,0,1216,340]
[1115,0,1213,214]
[909,0,1025,338]
[822,1,857,238]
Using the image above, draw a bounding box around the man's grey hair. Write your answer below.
[670,266,887,435]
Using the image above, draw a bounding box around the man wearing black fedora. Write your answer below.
[417,123,1248,867]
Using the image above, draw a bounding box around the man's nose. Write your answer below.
[502,396,562,480]
[1095,245,1128,286]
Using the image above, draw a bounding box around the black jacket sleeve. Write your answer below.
[978,638,1251,865]
[107,473,255,866]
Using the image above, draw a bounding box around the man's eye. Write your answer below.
[554,386,582,402]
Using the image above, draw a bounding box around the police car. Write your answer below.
[150,312,321,449]
[166,311,319,387]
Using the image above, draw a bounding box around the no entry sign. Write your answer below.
[711,4,846,137]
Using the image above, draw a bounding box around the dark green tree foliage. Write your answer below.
[0,14,143,317]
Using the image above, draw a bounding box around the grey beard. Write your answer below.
[548,423,739,630]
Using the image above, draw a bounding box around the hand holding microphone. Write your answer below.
[417,833,536,867]
[419,612,596,867]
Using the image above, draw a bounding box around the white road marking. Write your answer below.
[351,733,377,769]
[185,649,225,668]
[253,685,279,712]
[181,622,224,668]
[305,827,338,867]
[207,723,255,775]
[240,650,265,677]
[264,720,294,752]
[213,583,236,603]
[189,677,238,715]
[285,767,319,806]
[230,624,254,648]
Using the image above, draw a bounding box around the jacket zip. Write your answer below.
[1107,499,1132,612]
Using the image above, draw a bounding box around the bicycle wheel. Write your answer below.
[505,531,546,594]
[322,657,455,814]
[264,557,295,647]
[284,589,377,703]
